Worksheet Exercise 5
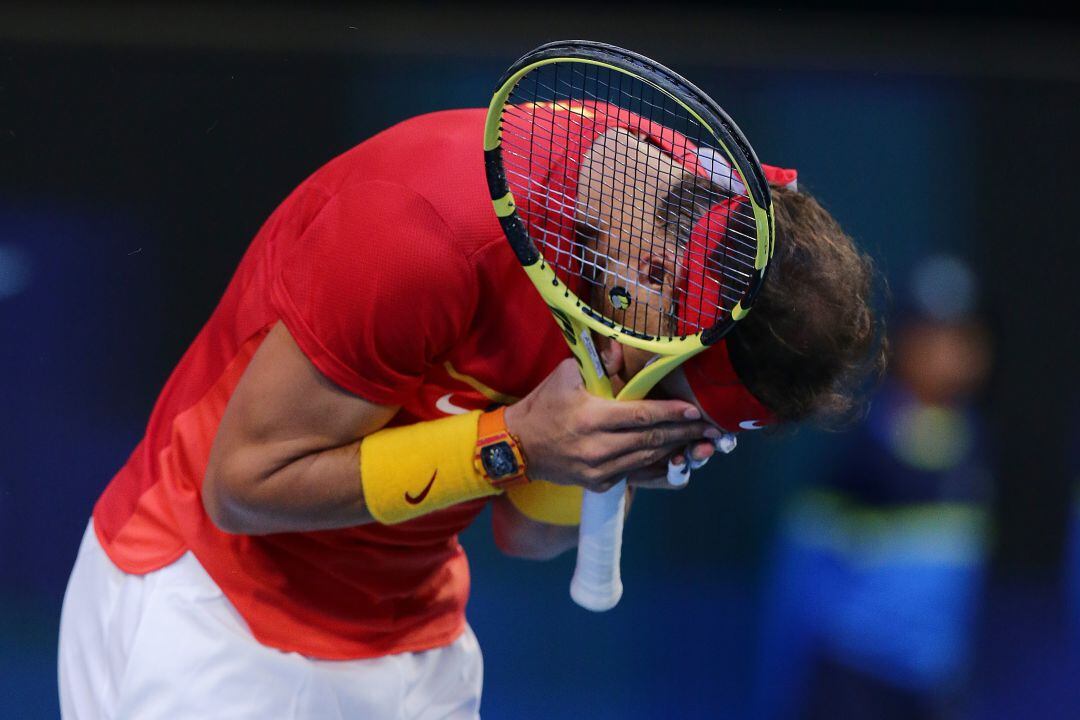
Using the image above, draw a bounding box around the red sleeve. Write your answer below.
[271,179,477,405]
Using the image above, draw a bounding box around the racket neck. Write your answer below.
[616,349,706,402]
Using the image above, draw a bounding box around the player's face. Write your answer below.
[576,128,691,378]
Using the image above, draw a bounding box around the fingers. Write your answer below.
[519,357,738,494]
[604,441,697,481]
[688,440,715,470]
[664,443,708,488]
[595,424,722,482]
[601,397,702,429]
[672,435,735,466]
[625,433,736,492]
[601,422,720,462]
[667,441,714,487]
[715,433,737,454]
[667,457,691,487]
[624,457,682,490]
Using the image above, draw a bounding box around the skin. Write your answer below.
[203,322,717,549]
[575,128,686,333]
[204,129,720,557]
[575,127,718,466]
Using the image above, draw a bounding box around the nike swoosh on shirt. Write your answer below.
[739,420,766,431]
[436,393,471,415]
[404,471,438,505]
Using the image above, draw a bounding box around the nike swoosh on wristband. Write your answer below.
[436,393,470,415]
[404,471,438,505]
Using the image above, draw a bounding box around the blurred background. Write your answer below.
[2,2,1079,717]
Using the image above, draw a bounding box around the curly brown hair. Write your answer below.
[726,185,888,427]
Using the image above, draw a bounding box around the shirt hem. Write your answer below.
[249,617,469,661]
[90,516,469,662]
[92,508,190,576]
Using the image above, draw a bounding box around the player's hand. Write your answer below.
[623,439,717,490]
[504,359,722,493]
[621,428,738,490]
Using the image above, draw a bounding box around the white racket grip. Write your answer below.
[570,479,628,612]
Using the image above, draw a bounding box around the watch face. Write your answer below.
[481,442,519,478]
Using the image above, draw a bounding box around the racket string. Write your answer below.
[499,163,757,298]
[499,139,763,251]
[502,64,757,337]
[502,161,757,299]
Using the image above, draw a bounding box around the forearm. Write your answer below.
[203,322,711,537]
[204,439,375,535]
[205,409,498,535]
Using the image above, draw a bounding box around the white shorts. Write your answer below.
[58,522,483,719]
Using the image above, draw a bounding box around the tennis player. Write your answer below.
[58,103,883,718]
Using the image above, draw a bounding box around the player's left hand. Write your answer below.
[623,436,720,490]
[601,341,733,491]
[666,431,737,487]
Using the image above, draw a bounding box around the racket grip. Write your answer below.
[570,480,627,612]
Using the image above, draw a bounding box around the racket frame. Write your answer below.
[483,40,774,610]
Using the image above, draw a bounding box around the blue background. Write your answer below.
[2,3,1079,717]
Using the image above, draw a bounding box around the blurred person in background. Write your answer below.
[754,255,994,720]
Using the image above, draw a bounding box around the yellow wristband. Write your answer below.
[505,480,583,526]
[360,410,500,525]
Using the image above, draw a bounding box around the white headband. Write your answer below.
[695,146,798,193]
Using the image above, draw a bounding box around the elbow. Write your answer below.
[501,541,572,562]
[203,495,249,536]
[493,526,541,560]
[492,504,577,561]
[202,461,260,535]
[494,531,562,561]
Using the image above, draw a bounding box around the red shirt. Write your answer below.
[92,109,570,660]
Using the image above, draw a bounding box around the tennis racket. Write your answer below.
[483,40,774,611]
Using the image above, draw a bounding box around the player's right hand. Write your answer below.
[504,359,722,493]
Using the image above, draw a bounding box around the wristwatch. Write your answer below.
[474,406,529,489]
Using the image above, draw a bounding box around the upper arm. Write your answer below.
[213,320,399,469]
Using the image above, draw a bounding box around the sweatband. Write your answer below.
[506,480,583,526]
[360,410,500,525]
[682,341,775,432]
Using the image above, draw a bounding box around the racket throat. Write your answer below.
[579,330,606,382]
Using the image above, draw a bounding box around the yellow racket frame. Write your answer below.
[484,52,774,401]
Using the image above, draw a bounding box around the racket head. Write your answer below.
[484,40,774,353]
